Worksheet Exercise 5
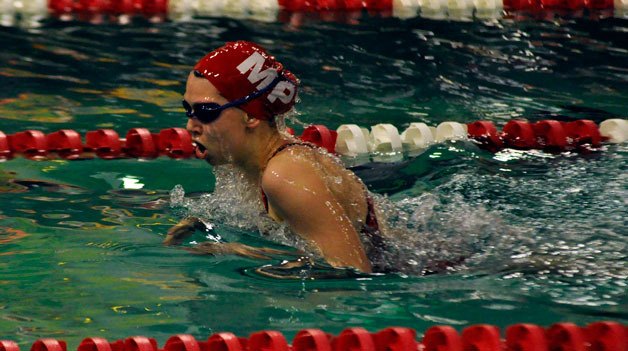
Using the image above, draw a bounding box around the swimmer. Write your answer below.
[164,41,384,273]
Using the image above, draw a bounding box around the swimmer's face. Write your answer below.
[183,72,248,166]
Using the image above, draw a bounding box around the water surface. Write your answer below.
[0,13,626,346]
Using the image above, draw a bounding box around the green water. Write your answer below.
[0,14,627,347]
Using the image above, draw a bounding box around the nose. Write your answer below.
[186,118,202,138]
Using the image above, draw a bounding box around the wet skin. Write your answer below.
[165,72,374,273]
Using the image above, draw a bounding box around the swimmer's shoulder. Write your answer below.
[263,147,321,186]
[266,143,324,169]
[261,148,335,221]
[263,142,356,191]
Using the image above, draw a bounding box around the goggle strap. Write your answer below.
[220,74,284,110]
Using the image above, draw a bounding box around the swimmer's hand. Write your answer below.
[253,257,366,280]
[185,242,294,260]
[163,217,208,246]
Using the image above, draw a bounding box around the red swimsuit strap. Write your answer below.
[365,196,380,232]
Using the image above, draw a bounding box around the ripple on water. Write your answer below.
[0,226,29,245]
[102,189,170,209]
[407,146,628,310]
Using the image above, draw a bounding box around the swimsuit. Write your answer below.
[260,142,386,269]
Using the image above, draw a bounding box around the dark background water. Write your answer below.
[0,13,626,347]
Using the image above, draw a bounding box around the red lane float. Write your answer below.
[505,324,548,351]
[1,321,627,351]
[162,335,200,351]
[277,0,391,12]
[461,325,501,351]
[248,331,289,351]
[85,129,123,159]
[335,328,376,351]
[466,121,503,152]
[158,127,195,159]
[372,328,417,351]
[587,321,628,351]
[472,119,605,152]
[546,323,588,351]
[123,337,159,351]
[47,129,84,159]
[503,0,609,10]
[125,128,160,158]
[423,326,462,351]
[207,333,245,351]
[293,330,332,351]
[30,339,67,351]
[502,120,537,149]
[77,337,124,351]
[564,119,602,147]
[0,127,194,160]
[533,120,568,151]
[7,130,48,158]
[75,0,106,14]
[300,125,338,154]
[0,341,20,351]
[0,321,628,351]
[0,131,11,159]
[48,0,168,17]
[124,127,194,158]
[144,0,169,16]
[49,0,75,17]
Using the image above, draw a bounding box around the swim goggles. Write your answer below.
[183,73,284,124]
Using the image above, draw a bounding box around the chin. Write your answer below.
[206,155,228,166]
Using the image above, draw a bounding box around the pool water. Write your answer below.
[0,13,626,346]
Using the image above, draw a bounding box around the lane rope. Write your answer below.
[0,0,625,27]
[1,118,625,162]
[1,321,627,351]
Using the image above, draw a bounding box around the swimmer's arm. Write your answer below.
[163,217,207,245]
[185,242,298,260]
[262,160,372,273]
[164,218,300,259]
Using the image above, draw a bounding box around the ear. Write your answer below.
[243,114,262,128]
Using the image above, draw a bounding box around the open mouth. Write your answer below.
[194,141,209,159]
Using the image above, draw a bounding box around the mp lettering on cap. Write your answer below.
[236,51,278,89]
[194,41,299,120]
[269,81,296,104]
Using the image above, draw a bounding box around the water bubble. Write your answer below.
[170,184,186,206]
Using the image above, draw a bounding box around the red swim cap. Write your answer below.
[193,41,299,120]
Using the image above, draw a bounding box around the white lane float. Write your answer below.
[418,0,448,19]
[447,0,475,20]
[615,0,628,18]
[248,0,281,22]
[335,124,370,157]
[435,121,468,142]
[168,0,196,21]
[393,0,420,19]
[400,122,435,156]
[0,0,17,27]
[599,119,628,144]
[369,123,404,162]
[474,0,503,19]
